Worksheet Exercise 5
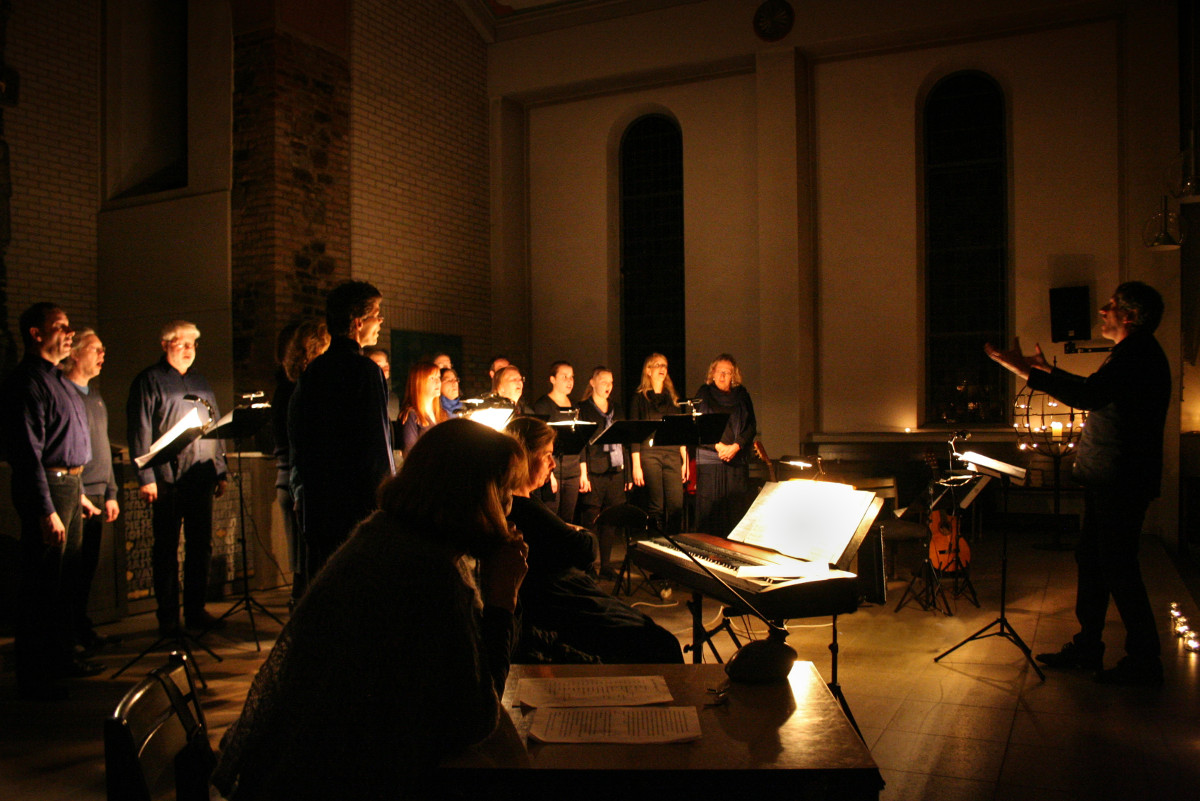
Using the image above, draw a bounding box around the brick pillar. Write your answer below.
[231,19,350,397]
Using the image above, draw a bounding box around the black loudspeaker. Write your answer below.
[1050,286,1092,342]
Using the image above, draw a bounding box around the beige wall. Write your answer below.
[491,0,1182,537]
[816,20,1122,431]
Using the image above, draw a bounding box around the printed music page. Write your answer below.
[516,675,672,708]
[527,706,701,744]
[729,480,875,565]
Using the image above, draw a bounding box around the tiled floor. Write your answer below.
[2,517,1198,800]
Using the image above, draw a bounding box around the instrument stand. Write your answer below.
[112,626,221,689]
[893,557,954,615]
[206,406,283,651]
[934,519,1045,681]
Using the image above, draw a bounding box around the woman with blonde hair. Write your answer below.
[694,353,756,538]
[214,419,529,799]
[398,361,449,454]
[577,366,629,572]
[629,353,688,534]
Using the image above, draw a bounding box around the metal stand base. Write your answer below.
[112,626,223,688]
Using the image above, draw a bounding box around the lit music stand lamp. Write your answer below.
[205,397,281,649]
[113,406,223,686]
[459,395,518,431]
[934,448,1045,680]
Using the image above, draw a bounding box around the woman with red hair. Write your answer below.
[398,361,449,454]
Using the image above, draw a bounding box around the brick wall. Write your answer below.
[350,0,490,384]
[232,28,351,395]
[3,0,101,353]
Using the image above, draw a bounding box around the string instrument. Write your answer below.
[924,449,970,572]
[752,440,778,482]
[928,509,971,571]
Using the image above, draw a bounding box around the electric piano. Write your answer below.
[630,479,883,661]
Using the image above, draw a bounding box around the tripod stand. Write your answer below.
[113,624,221,688]
[935,443,1044,680]
[206,401,283,650]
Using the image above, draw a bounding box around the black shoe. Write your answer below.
[18,683,69,701]
[64,657,106,678]
[1036,641,1104,671]
[185,610,227,632]
[1096,656,1164,687]
[78,628,122,651]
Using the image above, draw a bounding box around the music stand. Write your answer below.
[114,405,223,686]
[204,403,282,650]
[934,448,1045,680]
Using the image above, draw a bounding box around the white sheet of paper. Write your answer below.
[134,407,205,469]
[516,675,672,708]
[527,706,701,744]
[735,560,832,579]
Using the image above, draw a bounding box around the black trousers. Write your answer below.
[579,470,627,565]
[695,461,749,538]
[69,490,107,638]
[638,447,683,534]
[15,472,83,690]
[277,486,307,601]
[1073,488,1160,661]
[152,477,216,626]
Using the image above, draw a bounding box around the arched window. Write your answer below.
[923,72,1008,425]
[619,115,685,398]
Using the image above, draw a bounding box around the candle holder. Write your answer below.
[1014,385,1086,550]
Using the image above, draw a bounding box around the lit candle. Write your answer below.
[1051,422,1063,440]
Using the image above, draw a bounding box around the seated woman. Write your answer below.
[398,361,449,454]
[505,416,683,665]
[213,419,529,800]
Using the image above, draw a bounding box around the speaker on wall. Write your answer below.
[1050,286,1092,342]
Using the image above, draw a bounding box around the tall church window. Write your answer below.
[923,72,1008,425]
[620,115,685,398]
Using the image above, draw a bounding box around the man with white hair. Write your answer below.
[127,320,228,636]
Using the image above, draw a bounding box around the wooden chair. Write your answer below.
[104,651,214,801]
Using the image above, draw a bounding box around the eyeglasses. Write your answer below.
[443,377,460,383]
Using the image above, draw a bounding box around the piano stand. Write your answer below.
[681,591,865,742]
[683,598,744,663]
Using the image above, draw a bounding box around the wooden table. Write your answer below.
[440,661,883,800]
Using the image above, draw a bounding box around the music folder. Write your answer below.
[588,419,659,447]
[203,404,272,441]
[134,407,208,470]
[651,413,729,447]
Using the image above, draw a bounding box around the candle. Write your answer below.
[1051,422,1063,440]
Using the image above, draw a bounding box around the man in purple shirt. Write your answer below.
[1,303,101,700]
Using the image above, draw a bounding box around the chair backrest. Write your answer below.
[105,652,214,801]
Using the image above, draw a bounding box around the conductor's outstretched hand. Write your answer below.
[984,338,1050,380]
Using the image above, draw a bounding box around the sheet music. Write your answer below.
[133,407,205,469]
[516,676,672,708]
[527,706,701,744]
[729,480,876,566]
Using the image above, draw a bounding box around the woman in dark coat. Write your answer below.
[694,353,757,538]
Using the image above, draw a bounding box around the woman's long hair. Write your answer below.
[282,320,330,382]
[400,361,450,427]
[378,419,527,557]
[504,416,556,487]
[634,353,678,402]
